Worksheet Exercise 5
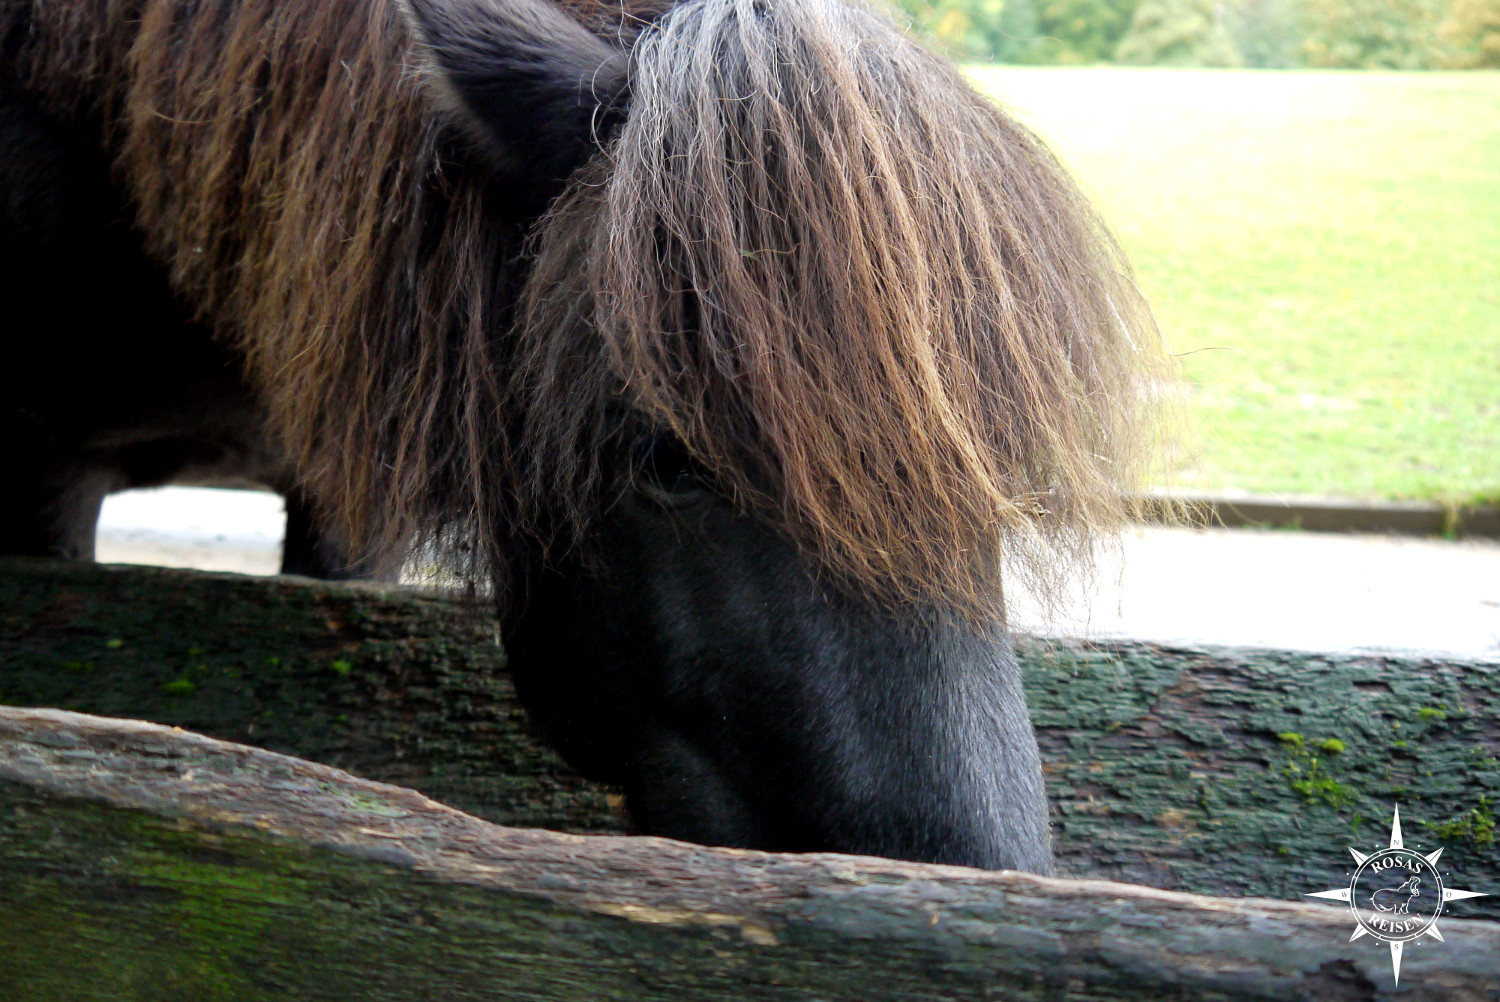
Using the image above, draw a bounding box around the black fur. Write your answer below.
[506,473,1051,868]
[403,0,629,211]
[0,73,373,575]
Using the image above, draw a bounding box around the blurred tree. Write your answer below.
[1229,0,1305,65]
[892,0,1496,65]
[1031,0,1144,61]
[889,0,963,52]
[1116,0,1245,63]
[1439,0,1500,65]
[890,0,1007,57]
[1299,0,1449,66]
[995,0,1046,60]
[889,0,1139,61]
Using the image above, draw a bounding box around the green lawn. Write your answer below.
[967,67,1500,502]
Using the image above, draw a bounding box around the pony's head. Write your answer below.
[495,0,1162,619]
[34,0,1165,867]
[395,0,1168,868]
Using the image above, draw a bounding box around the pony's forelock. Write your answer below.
[521,0,1172,619]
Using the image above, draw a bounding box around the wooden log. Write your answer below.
[0,555,625,834]
[3,706,1497,1001]
[2,556,1497,922]
[1026,642,1500,917]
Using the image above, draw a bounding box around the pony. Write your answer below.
[0,0,1167,870]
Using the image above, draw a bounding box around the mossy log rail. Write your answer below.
[2,556,1499,997]
[3,706,1499,1001]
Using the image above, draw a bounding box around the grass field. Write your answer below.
[967,68,1500,502]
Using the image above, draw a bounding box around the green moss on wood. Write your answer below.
[0,557,622,836]
[3,557,1497,922]
[1423,796,1497,849]
[1020,636,1500,918]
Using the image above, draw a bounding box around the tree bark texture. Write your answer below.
[3,706,1498,1001]
[2,556,1497,924]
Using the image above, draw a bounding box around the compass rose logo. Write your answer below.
[1307,805,1488,986]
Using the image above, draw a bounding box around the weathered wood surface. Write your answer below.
[0,556,624,834]
[3,706,1498,1001]
[1026,643,1500,916]
[2,556,1497,921]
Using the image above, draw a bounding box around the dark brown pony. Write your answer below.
[0,0,1167,869]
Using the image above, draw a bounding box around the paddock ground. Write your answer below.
[97,486,1500,660]
[968,67,1500,503]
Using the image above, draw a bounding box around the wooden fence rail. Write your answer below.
[4,707,1499,1000]
[2,557,1497,998]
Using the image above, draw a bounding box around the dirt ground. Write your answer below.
[96,486,1500,660]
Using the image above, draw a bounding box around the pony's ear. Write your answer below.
[401,0,628,193]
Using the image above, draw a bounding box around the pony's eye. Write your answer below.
[636,433,709,503]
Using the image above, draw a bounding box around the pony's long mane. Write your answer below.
[516,0,1170,617]
[9,0,1169,620]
